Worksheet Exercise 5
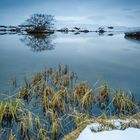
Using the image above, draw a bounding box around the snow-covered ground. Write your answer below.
[77,120,140,140]
[77,127,140,140]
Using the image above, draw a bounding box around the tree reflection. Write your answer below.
[20,33,55,52]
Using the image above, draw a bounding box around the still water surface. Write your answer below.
[0,32,140,98]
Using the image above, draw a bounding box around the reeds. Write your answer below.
[0,99,20,126]
[73,81,89,103]
[81,89,94,111]
[97,83,110,110]
[112,90,137,115]
[0,65,140,140]
[51,90,66,113]
[52,110,57,140]
[20,87,30,101]
[37,128,48,140]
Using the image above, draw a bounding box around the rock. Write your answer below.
[97,27,106,33]
[0,25,7,28]
[125,31,140,40]
[108,26,114,29]
[80,30,89,33]
[73,27,80,30]
[56,28,69,32]
[125,31,140,37]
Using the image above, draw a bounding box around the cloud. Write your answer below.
[56,16,90,24]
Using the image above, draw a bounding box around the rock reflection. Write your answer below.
[124,36,140,45]
[20,33,55,52]
[108,33,114,36]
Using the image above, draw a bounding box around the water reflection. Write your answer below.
[124,36,140,45]
[108,33,114,36]
[74,32,80,35]
[20,33,55,52]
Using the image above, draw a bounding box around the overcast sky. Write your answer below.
[0,0,140,27]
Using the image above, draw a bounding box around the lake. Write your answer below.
[0,30,140,99]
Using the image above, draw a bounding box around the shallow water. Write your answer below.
[0,31,140,98]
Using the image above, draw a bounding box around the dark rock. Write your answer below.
[7,26,17,28]
[70,29,75,32]
[80,29,89,33]
[56,28,69,32]
[125,31,140,37]
[97,27,106,33]
[108,26,114,29]
[124,31,140,41]
[0,25,7,28]
[8,28,20,32]
[73,27,80,30]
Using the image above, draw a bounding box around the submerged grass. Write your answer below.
[0,65,140,140]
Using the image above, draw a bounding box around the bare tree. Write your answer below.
[24,14,55,33]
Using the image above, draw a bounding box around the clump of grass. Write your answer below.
[52,110,57,140]
[112,90,137,115]
[51,90,66,113]
[35,116,40,130]
[101,112,107,120]
[42,89,50,112]
[62,65,68,75]
[62,75,70,87]
[37,128,48,140]
[0,99,21,126]
[20,87,30,101]
[97,83,110,110]
[81,89,95,112]
[0,100,47,140]
[32,73,43,86]
[72,81,89,104]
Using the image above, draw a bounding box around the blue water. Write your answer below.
[0,31,140,98]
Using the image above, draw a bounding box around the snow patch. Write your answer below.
[77,119,140,140]
[77,128,140,140]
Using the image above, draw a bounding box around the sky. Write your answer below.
[0,0,140,27]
